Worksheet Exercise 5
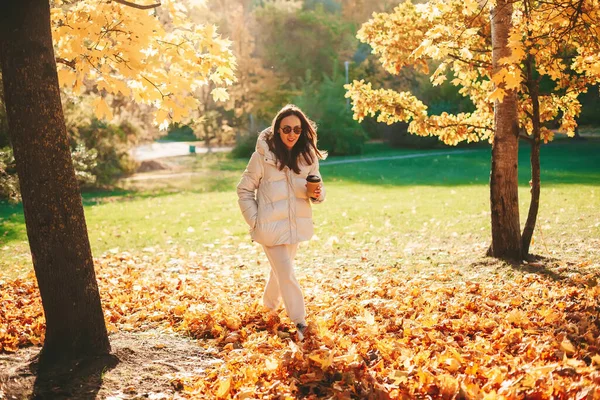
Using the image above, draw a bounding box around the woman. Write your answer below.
[237,104,326,341]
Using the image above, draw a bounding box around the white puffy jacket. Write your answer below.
[237,128,325,246]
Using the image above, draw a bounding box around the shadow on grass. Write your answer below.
[1,351,120,400]
[31,354,119,400]
[520,254,600,286]
[81,182,233,205]
[472,253,599,285]
[319,138,600,187]
[80,186,210,205]
[516,254,570,282]
[112,177,239,199]
[469,255,599,360]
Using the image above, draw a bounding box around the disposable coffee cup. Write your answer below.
[306,175,321,199]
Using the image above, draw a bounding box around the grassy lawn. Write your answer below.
[0,138,599,278]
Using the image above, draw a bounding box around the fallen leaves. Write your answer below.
[1,240,599,398]
[0,277,44,352]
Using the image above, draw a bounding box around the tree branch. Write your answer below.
[456,0,489,42]
[111,0,161,10]
[141,74,169,99]
[519,134,534,143]
[424,120,494,133]
[156,39,192,48]
[447,53,492,68]
[56,57,76,69]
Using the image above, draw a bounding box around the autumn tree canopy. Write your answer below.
[345,0,600,144]
[51,0,237,129]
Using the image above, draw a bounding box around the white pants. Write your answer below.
[261,243,306,325]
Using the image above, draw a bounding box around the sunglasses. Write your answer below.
[281,125,302,135]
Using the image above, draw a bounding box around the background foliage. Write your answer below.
[294,72,368,155]
[2,0,600,201]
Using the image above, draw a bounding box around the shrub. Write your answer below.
[69,119,138,185]
[294,73,368,155]
[231,131,259,159]
[0,148,18,203]
[159,123,197,142]
[71,143,98,188]
[0,144,97,203]
[380,121,441,149]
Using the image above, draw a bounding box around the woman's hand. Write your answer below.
[313,184,322,199]
[305,182,323,200]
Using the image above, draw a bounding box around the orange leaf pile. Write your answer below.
[1,242,599,398]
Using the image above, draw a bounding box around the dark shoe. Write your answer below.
[296,323,308,342]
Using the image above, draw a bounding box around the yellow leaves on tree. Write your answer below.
[92,97,113,121]
[51,0,236,129]
[345,0,600,144]
[211,88,230,103]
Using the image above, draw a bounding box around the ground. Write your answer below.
[1,241,599,398]
[1,331,215,399]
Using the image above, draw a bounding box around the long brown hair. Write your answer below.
[268,104,325,174]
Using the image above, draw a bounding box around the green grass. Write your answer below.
[324,138,600,186]
[1,138,599,278]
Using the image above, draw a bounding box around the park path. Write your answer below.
[320,149,482,166]
[126,148,484,181]
[130,141,233,161]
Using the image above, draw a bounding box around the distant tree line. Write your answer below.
[3,0,600,202]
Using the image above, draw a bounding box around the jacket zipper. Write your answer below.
[286,168,294,242]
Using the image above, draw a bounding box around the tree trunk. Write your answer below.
[522,139,540,256]
[521,55,541,257]
[489,0,522,261]
[0,0,110,365]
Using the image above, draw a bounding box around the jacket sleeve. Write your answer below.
[237,151,262,227]
[309,158,326,204]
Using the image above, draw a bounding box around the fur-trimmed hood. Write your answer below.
[255,127,273,157]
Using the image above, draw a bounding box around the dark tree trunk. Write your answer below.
[489,0,523,261]
[522,53,541,257]
[0,0,110,365]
